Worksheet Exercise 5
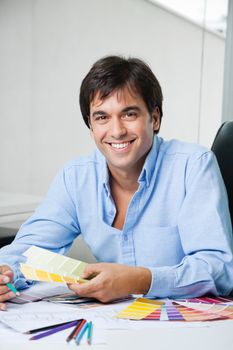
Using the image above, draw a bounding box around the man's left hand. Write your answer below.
[67,263,152,303]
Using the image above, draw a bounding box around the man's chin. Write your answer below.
[107,160,135,173]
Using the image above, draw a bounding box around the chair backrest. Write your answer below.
[211,121,233,228]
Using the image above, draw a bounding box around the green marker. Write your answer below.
[87,321,93,345]
[6,281,20,296]
[0,273,20,296]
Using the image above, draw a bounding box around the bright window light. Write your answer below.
[147,0,228,37]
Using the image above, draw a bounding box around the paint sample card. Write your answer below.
[20,246,88,284]
[116,297,233,322]
[176,296,233,305]
[175,301,233,319]
[117,298,164,320]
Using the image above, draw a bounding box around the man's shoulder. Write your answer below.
[160,138,210,159]
[62,150,104,173]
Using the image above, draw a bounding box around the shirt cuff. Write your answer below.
[145,266,176,298]
[11,264,33,290]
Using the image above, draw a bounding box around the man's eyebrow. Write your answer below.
[91,106,141,117]
[91,110,107,117]
[121,106,141,113]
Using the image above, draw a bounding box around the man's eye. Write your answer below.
[94,115,108,122]
[96,116,106,120]
[124,112,137,118]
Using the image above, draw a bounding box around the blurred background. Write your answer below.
[0,0,232,259]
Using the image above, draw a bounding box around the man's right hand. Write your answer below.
[0,265,15,311]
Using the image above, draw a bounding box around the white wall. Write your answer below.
[0,0,225,196]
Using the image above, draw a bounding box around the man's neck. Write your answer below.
[108,166,142,192]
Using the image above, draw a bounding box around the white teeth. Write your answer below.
[111,142,129,149]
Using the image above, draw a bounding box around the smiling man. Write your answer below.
[0,55,233,310]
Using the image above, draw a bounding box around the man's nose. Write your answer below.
[110,117,127,138]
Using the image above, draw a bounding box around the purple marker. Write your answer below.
[29,320,78,341]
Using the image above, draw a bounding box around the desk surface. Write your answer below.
[1,319,233,350]
[0,191,42,228]
[1,280,232,350]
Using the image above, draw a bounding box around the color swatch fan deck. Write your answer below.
[117,297,233,322]
[20,246,88,283]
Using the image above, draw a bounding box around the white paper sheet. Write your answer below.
[0,282,208,347]
[0,301,84,332]
[0,300,106,344]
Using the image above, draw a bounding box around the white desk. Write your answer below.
[0,192,42,233]
[109,322,233,350]
[1,319,233,350]
[0,281,232,350]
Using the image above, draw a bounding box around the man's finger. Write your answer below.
[0,275,10,285]
[0,303,7,311]
[0,285,10,295]
[0,265,12,274]
[0,274,13,285]
[69,278,100,296]
[68,283,103,301]
[0,291,15,302]
[0,269,13,285]
[82,263,105,278]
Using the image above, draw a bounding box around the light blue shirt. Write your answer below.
[1,136,233,297]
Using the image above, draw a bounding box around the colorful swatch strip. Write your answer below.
[20,246,88,283]
[176,296,233,305]
[117,297,233,322]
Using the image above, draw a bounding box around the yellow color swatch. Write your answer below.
[20,246,89,284]
[117,298,164,320]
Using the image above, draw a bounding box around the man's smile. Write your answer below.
[106,140,135,151]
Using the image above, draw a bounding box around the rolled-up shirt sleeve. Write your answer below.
[146,151,233,298]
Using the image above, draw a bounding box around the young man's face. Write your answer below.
[89,87,160,175]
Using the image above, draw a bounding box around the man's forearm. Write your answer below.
[130,266,152,295]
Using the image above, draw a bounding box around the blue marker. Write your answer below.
[75,321,89,344]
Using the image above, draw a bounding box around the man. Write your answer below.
[0,56,233,311]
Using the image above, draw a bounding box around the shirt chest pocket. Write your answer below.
[134,225,185,267]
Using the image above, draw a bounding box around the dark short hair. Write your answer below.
[79,55,163,131]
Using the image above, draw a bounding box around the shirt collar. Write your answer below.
[96,135,162,192]
[95,148,111,196]
[138,135,161,187]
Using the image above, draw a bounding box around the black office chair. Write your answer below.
[0,235,15,248]
[211,121,233,228]
[0,227,16,248]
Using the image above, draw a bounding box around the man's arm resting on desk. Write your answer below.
[68,248,233,301]
[68,263,152,303]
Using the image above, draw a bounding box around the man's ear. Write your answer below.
[88,116,93,134]
[89,127,94,140]
[152,106,161,132]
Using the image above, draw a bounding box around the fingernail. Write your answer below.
[2,276,9,283]
[9,292,15,298]
[0,304,6,311]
